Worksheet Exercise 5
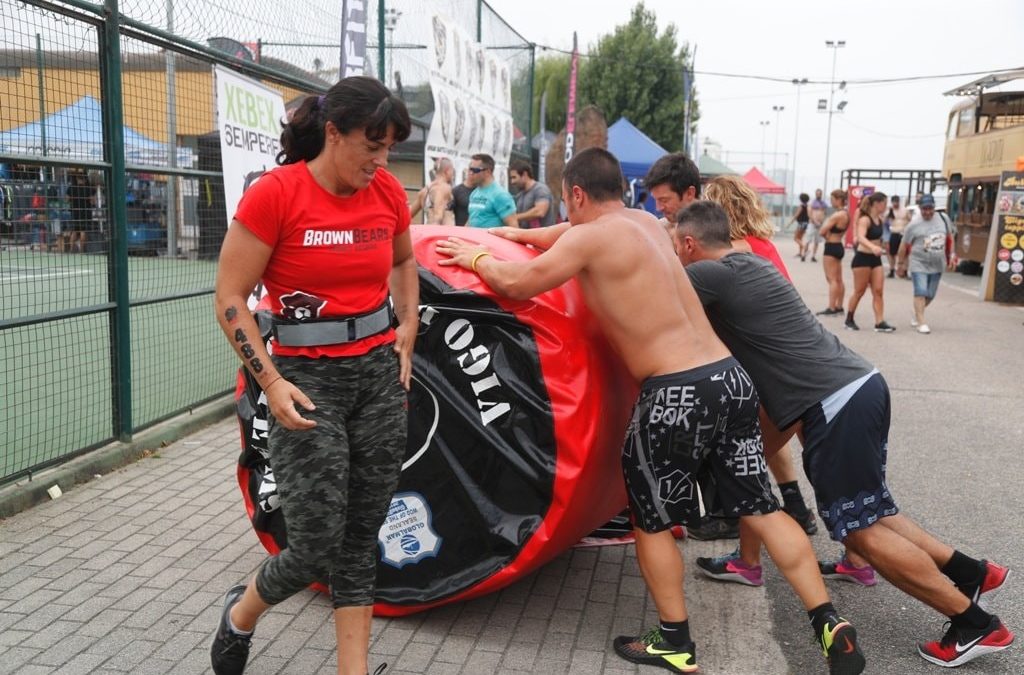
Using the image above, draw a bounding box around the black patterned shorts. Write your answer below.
[621,357,779,533]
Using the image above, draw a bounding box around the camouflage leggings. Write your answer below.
[255,345,407,608]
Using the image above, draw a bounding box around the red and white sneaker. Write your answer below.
[957,560,1010,610]
[917,616,1014,668]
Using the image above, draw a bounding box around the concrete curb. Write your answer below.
[0,394,235,519]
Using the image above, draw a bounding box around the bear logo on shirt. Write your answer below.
[279,291,326,321]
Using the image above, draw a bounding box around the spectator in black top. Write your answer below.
[451,168,474,226]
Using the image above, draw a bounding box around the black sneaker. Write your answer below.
[685,517,740,541]
[844,316,859,331]
[211,585,252,675]
[873,321,896,333]
[613,626,698,672]
[816,307,840,316]
[818,615,867,675]
[783,505,818,535]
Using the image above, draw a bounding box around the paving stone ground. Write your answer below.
[3,250,1023,674]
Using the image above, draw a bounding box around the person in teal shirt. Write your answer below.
[466,153,519,228]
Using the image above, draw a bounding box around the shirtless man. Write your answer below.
[675,201,1014,669]
[436,148,864,675]
[410,157,455,224]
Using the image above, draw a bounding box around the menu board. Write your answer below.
[985,171,1024,303]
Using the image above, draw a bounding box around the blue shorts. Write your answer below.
[798,372,899,542]
[911,271,942,299]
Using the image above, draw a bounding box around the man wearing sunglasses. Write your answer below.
[466,153,519,229]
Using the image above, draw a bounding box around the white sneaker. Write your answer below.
[910,315,919,327]
[917,324,931,334]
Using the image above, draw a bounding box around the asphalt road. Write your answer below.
[753,245,1023,675]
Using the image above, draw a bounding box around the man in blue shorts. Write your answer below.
[674,201,1014,669]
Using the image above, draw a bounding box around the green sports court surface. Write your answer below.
[1,248,237,482]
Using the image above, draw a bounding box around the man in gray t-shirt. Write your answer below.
[896,194,952,334]
[509,160,555,229]
[670,200,1014,668]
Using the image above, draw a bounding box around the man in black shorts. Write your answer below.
[675,201,1015,669]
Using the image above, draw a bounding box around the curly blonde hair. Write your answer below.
[703,175,775,240]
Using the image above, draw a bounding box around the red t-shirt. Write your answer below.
[744,235,792,282]
[233,161,410,358]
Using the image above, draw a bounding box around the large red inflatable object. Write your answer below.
[235,226,635,616]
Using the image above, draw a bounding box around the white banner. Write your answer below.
[425,15,514,189]
[214,65,287,226]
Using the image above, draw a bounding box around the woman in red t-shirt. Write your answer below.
[212,76,417,675]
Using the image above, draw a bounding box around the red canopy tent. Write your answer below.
[742,167,785,195]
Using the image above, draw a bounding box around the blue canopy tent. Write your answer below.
[607,118,667,214]
[0,96,193,166]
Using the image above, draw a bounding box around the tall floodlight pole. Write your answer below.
[822,40,845,192]
[759,120,770,168]
[791,77,807,195]
[771,105,784,178]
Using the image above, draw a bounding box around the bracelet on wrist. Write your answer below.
[470,251,492,273]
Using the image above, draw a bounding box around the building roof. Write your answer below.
[0,48,331,89]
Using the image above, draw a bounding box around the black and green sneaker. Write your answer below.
[818,615,866,675]
[612,626,698,673]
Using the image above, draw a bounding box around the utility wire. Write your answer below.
[534,44,1021,86]
[834,116,945,140]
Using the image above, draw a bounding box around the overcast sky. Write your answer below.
[487,0,1024,197]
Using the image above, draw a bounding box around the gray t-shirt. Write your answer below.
[902,214,951,274]
[515,181,556,228]
[685,253,873,428]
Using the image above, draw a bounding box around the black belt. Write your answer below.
[272,301,394,347]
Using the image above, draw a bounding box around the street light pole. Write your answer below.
[822,40,845,191]
[791,78,807,196]
[771,105,784,179]
[759,120,770,168]
[771,104,785,228]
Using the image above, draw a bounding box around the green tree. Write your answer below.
[530,54,572,137]
[578,2,699,151]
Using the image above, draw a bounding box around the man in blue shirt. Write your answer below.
[467,153,518,229]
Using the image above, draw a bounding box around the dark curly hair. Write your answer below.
[278,76,411,165]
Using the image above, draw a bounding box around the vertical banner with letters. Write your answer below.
[214,66,287,225]
[564,32,579,163]
[981,171,1024,303]
[340,0,368,78]
[425,15,514,188]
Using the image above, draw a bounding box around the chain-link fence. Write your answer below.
[1,0,536,485]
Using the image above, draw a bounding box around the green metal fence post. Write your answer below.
[377,1,385,83]
[100,0,133,442]
[35,34,46,158]
[476,0,482,42]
